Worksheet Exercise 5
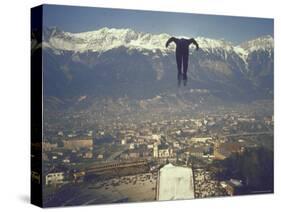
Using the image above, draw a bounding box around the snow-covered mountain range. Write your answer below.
[39,27,274,101]
[43,27,273,57]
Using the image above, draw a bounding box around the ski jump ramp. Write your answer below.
[157,163,195,200]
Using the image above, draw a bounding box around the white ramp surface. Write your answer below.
[158,163,195,200]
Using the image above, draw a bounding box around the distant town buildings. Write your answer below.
[43,142,58,151]
[63,138,93,150]
[45,172,64,185]
[42,103,273,201]
[153,143,173,158]
[187,147,205,158]
[220,179,243,196]
[214,142,244,160]
[190,137,212,143]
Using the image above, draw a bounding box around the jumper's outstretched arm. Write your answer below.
[166,37,177,48]
[190,38,199,50]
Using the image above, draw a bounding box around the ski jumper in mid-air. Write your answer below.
[166,37,199,86]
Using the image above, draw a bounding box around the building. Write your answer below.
[220,179,243,196]
[153,143,158,158]
[187,147,205,158]
[128,151,140,159]
[63,138,93,150]
[57,131,64,136]
[214,143,244,160]
[83,151,93,159]
[181,129,198,136]
[173,141,180,148]
[43,142,58,151]
[121,139,127,145]
[97,154,104,159]
[191,137,212,143]
[45,172,64,185]
[153,143,173,158]
[129,143,135,149]
[73,171,85,183]
[157,163,195,200]
[151,134,161,141]
[147,144,154,149]
[158,147,173,158]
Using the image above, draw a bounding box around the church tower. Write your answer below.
[153,143,158,158]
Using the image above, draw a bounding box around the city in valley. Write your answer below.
[38,95,273,206]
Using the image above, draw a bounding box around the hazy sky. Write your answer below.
[43,4,273,44]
